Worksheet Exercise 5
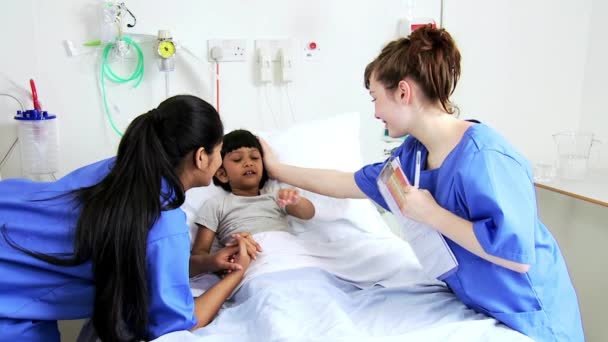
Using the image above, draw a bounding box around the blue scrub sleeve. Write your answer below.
[146,232,198,339]
[462,150,536,264]
[354,161,389,211]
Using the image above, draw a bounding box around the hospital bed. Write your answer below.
[155,112,533,342]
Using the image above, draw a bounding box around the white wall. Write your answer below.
[0,0,441,179]
[443,0,593,164]
[579,0,608,169]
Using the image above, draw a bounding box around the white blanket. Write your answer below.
[177,209,533,342]
[167,266,532,342]
[190,220,440,297]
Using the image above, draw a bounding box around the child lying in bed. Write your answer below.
[191,129,315,270]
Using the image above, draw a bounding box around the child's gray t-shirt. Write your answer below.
[195,192,288,244]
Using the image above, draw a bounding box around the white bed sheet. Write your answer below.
[157,209,533,342]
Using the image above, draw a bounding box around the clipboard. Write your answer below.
[377,156,458,280]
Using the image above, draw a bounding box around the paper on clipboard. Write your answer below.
[377,156,458,280]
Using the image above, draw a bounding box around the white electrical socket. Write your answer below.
[207,39,247,62]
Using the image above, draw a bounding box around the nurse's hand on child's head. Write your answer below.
[277,188,300,207]
[257,137,279,178]
[400,185,442,225]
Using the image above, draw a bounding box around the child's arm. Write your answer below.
[191,235,251,329]
[189,224,241,277]
[277,188,315,220]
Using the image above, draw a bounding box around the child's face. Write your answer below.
[220,147,264,192]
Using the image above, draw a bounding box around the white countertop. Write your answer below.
[535,168,608,207]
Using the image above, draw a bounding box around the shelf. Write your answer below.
[534,168,608,207]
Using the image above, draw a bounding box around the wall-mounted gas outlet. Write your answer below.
[258,48,272,83]
[207,39,247,62]
[254,39,294,62]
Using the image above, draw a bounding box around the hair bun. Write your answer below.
[364,24,460,115]
[409,25,449,52]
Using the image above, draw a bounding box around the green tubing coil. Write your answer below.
[101,36,144,137]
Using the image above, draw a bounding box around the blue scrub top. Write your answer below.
[0,158,197,340]
[355,123,584,341]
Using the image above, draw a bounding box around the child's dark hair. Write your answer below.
[213,129,269,192]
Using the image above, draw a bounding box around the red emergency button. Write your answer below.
[308,42,317,50]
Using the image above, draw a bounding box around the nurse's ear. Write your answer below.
[397,80,412,105]
[193,147,208,170]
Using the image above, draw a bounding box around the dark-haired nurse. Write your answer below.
[0,95,257,341]
[261,26,584,341]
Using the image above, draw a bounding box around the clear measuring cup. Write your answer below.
[553,131,601,181]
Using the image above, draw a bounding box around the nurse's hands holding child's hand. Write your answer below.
[277,188,301,207]
[225,232,263,260]
[211,243,246,273]
[221,232,262,276]
[400,184,443,226]
[230,234,252,272]
[216,234,254,277]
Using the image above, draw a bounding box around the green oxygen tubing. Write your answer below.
[100,36,144,137]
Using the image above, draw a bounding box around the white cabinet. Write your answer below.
[535,181,608,342]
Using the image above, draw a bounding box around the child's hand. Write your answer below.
[277,188,301,207]
[214,234,254,277]
[230,234,252,272]
[225,232,262,260]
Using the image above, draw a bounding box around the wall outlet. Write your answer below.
[207,39,247,62]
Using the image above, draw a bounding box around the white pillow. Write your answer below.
[259,112,363,171]
[258,112,390,234]
[183,185,226,243]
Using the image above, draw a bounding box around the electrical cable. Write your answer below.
[100,36,144,137]
[0,93,25,173]
[264,84,279,128]
[284,83,297,123]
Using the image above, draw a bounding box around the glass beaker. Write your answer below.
[553,131,599,181]
[533,162,557,183]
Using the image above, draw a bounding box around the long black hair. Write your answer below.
[212,129,268,192]
[2,95,223,341]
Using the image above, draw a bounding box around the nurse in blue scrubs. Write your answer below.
[261,26,584,341]
[0,95,254,341]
